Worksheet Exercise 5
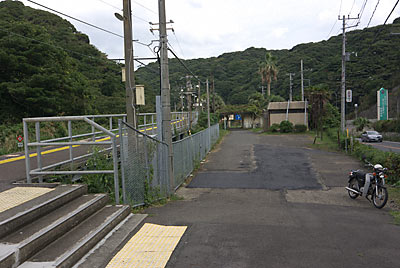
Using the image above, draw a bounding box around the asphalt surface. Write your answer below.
[143,130,400,268]
[360,139,400,153]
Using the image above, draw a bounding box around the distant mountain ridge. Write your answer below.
[136,17,400,115]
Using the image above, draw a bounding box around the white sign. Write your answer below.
[136,85,145,105]
[346,89,352,103]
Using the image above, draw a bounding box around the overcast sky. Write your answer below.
[19,0,400,67]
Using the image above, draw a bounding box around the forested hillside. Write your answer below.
[0,0,126,124]
[136,17,400,115]
[1,0,400,125]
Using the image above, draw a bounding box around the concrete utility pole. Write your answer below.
[211,76,216,112]
[186,75,193,131]
[197,81,201,113]
[301,60,304,101]
[287,73,295,101]
[206,79,211,128]
[339,15,359,132]
[122,0,136,127]
[158,0,173,189]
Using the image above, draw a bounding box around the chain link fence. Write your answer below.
[119,122,220,207]
[119,121,169,207]
[173,124,219,189]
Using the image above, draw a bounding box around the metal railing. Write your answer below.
[22,111,200,206]
[23,114,125,203]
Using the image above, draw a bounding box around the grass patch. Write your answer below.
[131,193,184,214]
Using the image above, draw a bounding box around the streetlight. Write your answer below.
[354,103,358,119]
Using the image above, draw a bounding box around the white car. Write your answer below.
[361,131,383,142]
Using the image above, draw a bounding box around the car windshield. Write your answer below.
[367,131,379,135]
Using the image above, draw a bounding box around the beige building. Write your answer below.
[267,101,308,128]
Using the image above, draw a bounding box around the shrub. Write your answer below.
[294,124,307,133]
[279,121,294,133]
[269,123,280,132]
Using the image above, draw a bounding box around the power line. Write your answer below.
[172,31,185,59]
[168,47,205,84]
[367,0,380,27]
[383,0,399,25]
[326,0,343,38]
[133,1,157,15]
[96,0,121,11]
[349,0,356,15]
[25,0,156,51]
[371,0,400,43]
[26,0,123,38]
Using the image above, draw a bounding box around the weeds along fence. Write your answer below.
[173,124,220,189]
[119,121,220,207]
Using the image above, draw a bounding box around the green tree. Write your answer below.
[354,117,370,131]
[258,52,278,97]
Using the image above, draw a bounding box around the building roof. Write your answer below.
[267,101,307,110]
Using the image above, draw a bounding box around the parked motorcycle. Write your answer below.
[346,158,388,209]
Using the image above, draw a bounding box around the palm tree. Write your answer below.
[258,52,278,97]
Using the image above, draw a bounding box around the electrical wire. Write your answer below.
[133,1,158,15]
[326,0,343,38]
[383,0,399,25]
[167,47,205,84]
[172,31,185,59]
[367,0,380,27]
[25,0,123,38]
[349,0,356,15]
[96,0,121,11]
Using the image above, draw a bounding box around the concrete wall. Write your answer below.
[270,113,307,127]
[243,115,262,128]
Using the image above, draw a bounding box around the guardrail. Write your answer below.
[22,112,196,204]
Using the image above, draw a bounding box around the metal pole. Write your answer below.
[341,15,346,132]
[35,122,43,183]
[118,120,127,204]
[122,0,136,127]
[112,136,120,204]
[68,121,73,171]
[23,120,31,183]
[301,59,304,101]
[206,79,211,129]
[158,0,174,192]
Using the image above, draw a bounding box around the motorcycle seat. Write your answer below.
[354,171,366,180]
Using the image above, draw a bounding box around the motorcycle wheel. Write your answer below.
[348,178,359,199]
[372,186,388,209]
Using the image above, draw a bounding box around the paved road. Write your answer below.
[143,130,400,268]
[360,139,400,153]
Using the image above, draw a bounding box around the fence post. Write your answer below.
[68,121,73,171]
[35,122,43,183]
[112,136,120,205]
[23,120,31,183]
[118,120,127,204]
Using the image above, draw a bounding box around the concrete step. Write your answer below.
[0,184,87,239]
[19,205,131,268]
[73,213,147,268]
[0,193,108,268]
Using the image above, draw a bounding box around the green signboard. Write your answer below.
[377,88,388,120]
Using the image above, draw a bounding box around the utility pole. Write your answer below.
[186,75,193,131]
[206,79,211,128]
[197,81,201,113]
[287,72,295,101]
[339,15,358,132]
[121,0,136,127]
[158,0,173,190]
[300,60,304,101]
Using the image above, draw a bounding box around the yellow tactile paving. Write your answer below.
[106,223,187,268]
[0,187,55,213]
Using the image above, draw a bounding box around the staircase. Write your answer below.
[0,184,146,268]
